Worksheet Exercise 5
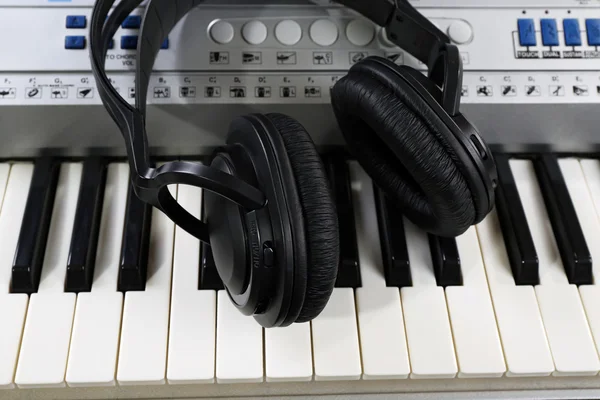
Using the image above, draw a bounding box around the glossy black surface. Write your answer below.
[324,153,361,288]
[534,155,593,285]
[65,158,107,292]
[11,158,60,294]
[373,183,412,288]
[199,242,224,291]
[118,182,152,292]
[428,234,462,286]
[495,154,539,285]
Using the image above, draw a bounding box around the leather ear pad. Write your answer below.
[330,58,476,237]
[266,113,339,323]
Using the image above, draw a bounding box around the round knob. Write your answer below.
[447,20,473,44]
[242,20,267,45]
[209,20,235,44]
[275,20,302,46]
[309,19,338,46]
[346,19,375,46]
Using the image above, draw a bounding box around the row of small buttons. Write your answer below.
[66,15,142,29]
[467,84,599,98]
[65,36,169,50]
[66,13,150,50]
[518,18,600,47]
[209,18,376,47]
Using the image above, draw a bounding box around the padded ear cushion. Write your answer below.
[266,113,339,323]
[330,57,476,237]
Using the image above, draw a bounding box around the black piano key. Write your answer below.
[373,183,412,288]
[495,154,539,285]
[118,182,152,292]
[533,154,593,285]
[65,158,108,293]
[11,158,61,294]
[199,242,224,290]
[428,234,463,287]
[324,153,361,288]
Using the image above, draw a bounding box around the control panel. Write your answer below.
[514,16,600,59]
[0,1,599,107]
[0,0,599,158]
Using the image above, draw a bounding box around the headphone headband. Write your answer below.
[90,0,455,119]
[337,0,450,65]
[89,0,463,242]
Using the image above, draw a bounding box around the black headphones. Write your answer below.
[89,0,498,327]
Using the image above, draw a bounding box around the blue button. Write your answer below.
[65,36,86,49]
[121,35,138,49]
[121,15,141,29]
[586,19,600,46]
[518,19,537,46]
[161,38,169,49]
[540,19,559,46]
[66,15,86,29]
[563,19,582,46]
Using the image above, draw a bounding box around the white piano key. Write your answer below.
[580,286,600,362]
[116,186,177,385]
[445,227,506,378]
[560,159,600,283]
[15,163,82,388]
[167,184,216,384]
[581,159,600,221]
[66,294,123,387]
[354,289,409,379]
[476,209,554,377]
[66,163,129,387]
[216,290,264,383]
[0,163,10,199]
[347,161,410,380]
[562,159,600,362]
[511,159,599,376]
[536,285,599,376]
[0,295,28,390]
[402,219,457,379]
[401,285,457,379]
[311,288,362,381]
[15,294,77,388]
[0,164,33,389]
[0,163,10,206]
[265,323,312,382]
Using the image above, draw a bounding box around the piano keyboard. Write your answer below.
[3,153,600,395]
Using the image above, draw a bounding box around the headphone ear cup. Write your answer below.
[265,113,340,322]
[330,57,477,237]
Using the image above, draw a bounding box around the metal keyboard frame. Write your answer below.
[4,376,600,399]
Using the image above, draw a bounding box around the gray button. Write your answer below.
[210,20,235,44]
[275,20,302,46]
[242,20,268,45]
[310,19,338,46]
[346,19,375,46]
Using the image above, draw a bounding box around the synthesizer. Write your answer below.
[1,1,600,400]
